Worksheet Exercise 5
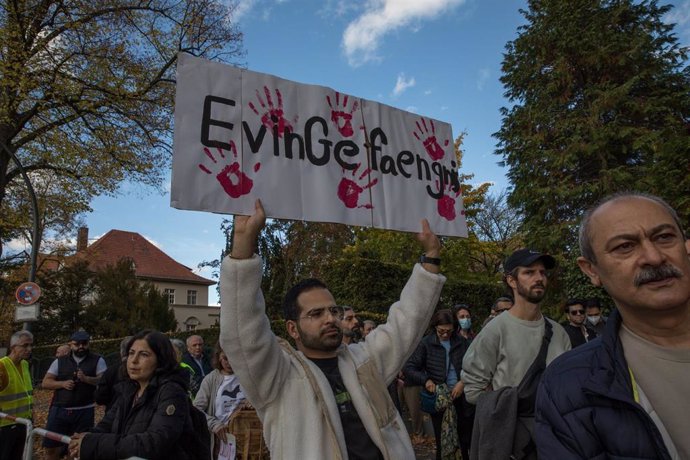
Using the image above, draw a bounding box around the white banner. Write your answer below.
[172,54,467,237]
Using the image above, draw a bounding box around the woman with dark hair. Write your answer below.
[68,330,199,460]
[404,309,473,460]
[454,304,475,341]
[194,342,248,457]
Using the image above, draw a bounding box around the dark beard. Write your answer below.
[517,281,545,304]
[73,349,88,358]
[296,323,342,352]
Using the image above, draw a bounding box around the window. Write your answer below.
[187,290,197,305]
[185,316,200,332]
[164,288,175,304]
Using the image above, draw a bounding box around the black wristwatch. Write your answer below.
[419,253,441,266]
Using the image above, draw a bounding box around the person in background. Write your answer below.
[171,338,199,398]
[585,297,607,335]
[194,343,248,457]
[452,304,476,459]
[182,335,212,397]
[42,330,106,460]
[481,296,513,327]
[68,330,201,460]
[405,309,472,460]
[361,320,377,338]
[341,306,361,345]
[461,249,570,459]
[95,336,131,413]
[561,299,597,348]
[0,330,33,460]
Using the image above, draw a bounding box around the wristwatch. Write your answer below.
[419,253,441,266]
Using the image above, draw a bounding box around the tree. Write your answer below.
[466,190,524,278]
[32,259,96,340]
[87,258,177,336]
[495,0,690,257]
[0,0,245,258]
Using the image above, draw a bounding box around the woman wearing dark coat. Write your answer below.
[404,309,474,460]
[69,330,196,460]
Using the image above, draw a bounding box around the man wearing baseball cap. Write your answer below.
[461,249,571,459]
[42,330,106,460]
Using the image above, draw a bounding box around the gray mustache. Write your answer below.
[634,264,682,287]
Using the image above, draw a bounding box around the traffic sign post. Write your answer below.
[15,282,42,326]
[15,282,41,305]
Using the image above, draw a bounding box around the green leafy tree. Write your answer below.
[87,258,177,336]
[33,260,96,340]
[0,0,245,259]
[496,0,690,257]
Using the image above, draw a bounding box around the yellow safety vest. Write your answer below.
[0,356,33,427]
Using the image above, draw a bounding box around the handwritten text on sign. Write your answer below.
[171,54,467,237]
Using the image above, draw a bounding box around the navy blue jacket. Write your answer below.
[535,309,671,459]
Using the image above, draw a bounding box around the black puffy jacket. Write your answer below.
[536,309,672,459]
[80,369,194,460]
[404,332,471,386]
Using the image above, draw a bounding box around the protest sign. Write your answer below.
[172,53,467,237]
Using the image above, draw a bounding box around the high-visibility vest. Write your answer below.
[0,356,33,427]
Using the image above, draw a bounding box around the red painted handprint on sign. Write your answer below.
[326,92,359,137]
[198,140,261,198]
[337,164,378,209]
[412,117,449,161]
[248,86,297,138]
[434,180,464,221]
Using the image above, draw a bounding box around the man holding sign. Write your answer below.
[220,200,445,459]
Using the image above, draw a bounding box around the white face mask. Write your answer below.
[587,315,601,325]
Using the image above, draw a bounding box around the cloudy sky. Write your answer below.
[40,0,690,305]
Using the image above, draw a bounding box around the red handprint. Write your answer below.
[198,141,261,198]
[248,86,297,138]
[412,117,449,161]
[337,164,378,209]
[326,92,359,137]
[434,180,464,221]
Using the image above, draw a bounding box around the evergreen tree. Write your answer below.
[496,0,690,257]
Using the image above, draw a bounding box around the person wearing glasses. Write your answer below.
[561,299,597,348]
[404,309,473,460]
[220,200,444,460]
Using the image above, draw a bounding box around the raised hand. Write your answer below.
[231,200,266,259]
[412,117,449,161]
[417,219,441,259]
[198,140,261,198]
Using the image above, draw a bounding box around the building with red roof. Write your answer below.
[75,227,218,331]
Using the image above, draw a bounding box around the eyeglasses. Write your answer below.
[300,305,345,321]
[569,310,585,316]
[436,327,454,335]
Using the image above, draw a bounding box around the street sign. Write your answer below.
[15,282,41,305]
[15,304,39,322]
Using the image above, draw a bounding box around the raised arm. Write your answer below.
[357,219,445,384]
[219,201,291,409]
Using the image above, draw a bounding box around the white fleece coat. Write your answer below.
[219,255,445,460]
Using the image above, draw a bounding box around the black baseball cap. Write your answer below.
[504,249,556,273]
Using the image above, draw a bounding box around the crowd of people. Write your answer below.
[0,191,688,460]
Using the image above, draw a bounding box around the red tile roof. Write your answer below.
[76,230,215,286]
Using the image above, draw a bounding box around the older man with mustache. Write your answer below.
[536,192,690,459]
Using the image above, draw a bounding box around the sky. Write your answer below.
[48,0,690,305]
